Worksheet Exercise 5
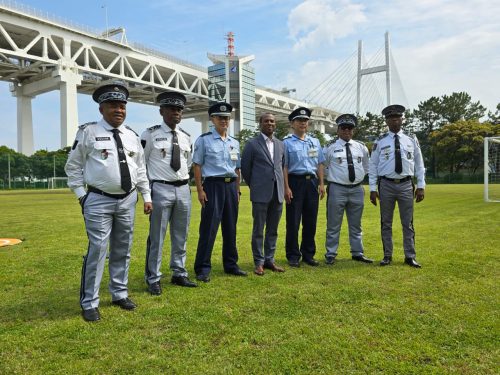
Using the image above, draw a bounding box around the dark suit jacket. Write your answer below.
[241,134,284,203]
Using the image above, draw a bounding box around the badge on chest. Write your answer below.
[308,148,318,158]
[230,148,238,161]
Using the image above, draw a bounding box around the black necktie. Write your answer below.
[111,128,132,192]
[171,130,181,172]
[394,134,403,174]
[345,142,355,183]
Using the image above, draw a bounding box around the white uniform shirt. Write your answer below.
[65,119,151,201]
[325,138,369,185]
[140,122,192,181]
[368,130,426,190]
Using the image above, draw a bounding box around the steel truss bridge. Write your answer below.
[0,2,338,155]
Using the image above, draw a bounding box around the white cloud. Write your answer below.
[288,0,367,52]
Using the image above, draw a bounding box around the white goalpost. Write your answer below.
[48,177,68,189]
[484,136,500,202]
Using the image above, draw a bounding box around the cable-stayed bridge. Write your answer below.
[0,2,405,155]
[304,32,408,116]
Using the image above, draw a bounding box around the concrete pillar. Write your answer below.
[15,92,35,156]
[59,77,80,148]
[195,114,211,133]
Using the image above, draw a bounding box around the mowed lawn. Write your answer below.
[0,184,498,374]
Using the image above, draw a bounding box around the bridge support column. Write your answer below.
[59,71,82,148]
[195,114,211,133]
[14,89,35,156]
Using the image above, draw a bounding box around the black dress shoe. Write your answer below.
[352,255,374,263]
[225,268,248,276]
[112,297,137,310]
[380,256,392,266]
[325,257,336,265]
[196,274,210,283]
[82,308,100,322]
[288,261,300,268]
[302,258,320,266]
[147,281,162,295]
[171,275,197,287]
[404,257,422,268]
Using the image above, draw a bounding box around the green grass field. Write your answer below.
[0,185,498,374]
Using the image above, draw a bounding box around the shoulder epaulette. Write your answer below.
[356,140,366,146]
[125,125,139,137]
[200,132,211,138]
[325,139,336,147]
[178,127,190,137]
[78,121,97,130]
[283,134,292,140]
[228,135,237,141]
[147,124,161,132]
[377,133,389,141]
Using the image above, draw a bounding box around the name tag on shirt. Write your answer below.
[96,137,111,141]
[308,148,318,158]
[230,149,238,161]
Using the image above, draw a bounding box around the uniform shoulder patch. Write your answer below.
[147,124,161,132]
[178,127,190,137]
[377,132,389,140]
[125,125,139,137]
[200,132,211,138]
[78,121,97,130]
[411,133,420,147]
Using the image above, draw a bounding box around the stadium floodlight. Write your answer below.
[484,136,500,202]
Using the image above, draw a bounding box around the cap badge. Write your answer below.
[300,110,306,115]
[220,105,227,111]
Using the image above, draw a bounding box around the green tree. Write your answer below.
[430,120,499,174]
[0,146,30,186]
[488,103,500,125]
[275,121,291,140]
[236,128,258,151]
[29,149,68,179]
[356,112,386,142]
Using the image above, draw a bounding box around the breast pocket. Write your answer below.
[92,141,115,162]
[153,141,170,158]
[207,144,224,161]
[402,143,414,160]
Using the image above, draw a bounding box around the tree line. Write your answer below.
[1,92,499,186]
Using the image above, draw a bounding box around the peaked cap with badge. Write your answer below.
[209,102,233,117]
[288,107,312,122]
[157,91,186,109]
[92,83,129,104]
[382,104,405,118]
[336,114,357,127]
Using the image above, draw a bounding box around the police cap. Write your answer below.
[382,104,405,118]
[209,102,233,117]
[336,114,357,128]
[92,83,129,104]
[157,91,186,109]
[288,107,312,122]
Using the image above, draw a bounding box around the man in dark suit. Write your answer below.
[241,113,286,276]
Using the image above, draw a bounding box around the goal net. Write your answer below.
[484,137,500,202]
[48,177,68,189]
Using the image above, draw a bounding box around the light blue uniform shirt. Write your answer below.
[192,129,241,177]
[283,134,325,175]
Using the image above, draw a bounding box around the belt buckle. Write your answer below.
[224,177,231,183]
[305,175,311,180]
[394,179,400,183]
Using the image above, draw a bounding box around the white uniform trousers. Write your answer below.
[80,190,137,310]
[145,182,191,285]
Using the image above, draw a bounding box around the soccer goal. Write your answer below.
[48,177,68,189]
[484,137,500,202]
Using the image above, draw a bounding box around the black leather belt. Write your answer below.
[152,179,189,186]
[329,181,361,188]
[204,177,236,183]
[289,174,317,180]
[381,176,412,183]
[87,186,135,199]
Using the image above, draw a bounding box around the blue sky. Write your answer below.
[1,0,499,151]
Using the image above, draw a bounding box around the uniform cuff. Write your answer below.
[74,187,87,199]
[141,193,152,203]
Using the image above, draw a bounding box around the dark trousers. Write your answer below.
[194,179,239,276]
[285,176,319,262]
